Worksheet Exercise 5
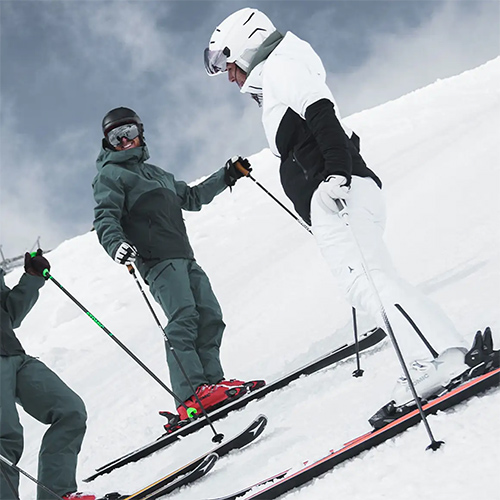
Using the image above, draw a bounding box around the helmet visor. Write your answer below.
[204,48,228,75]
[106,123,140,147]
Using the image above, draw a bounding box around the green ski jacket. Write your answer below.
[0,270,45,356]
[93,144,228,271]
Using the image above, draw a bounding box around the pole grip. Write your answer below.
[335,198,347,212]
[235,160,251,177]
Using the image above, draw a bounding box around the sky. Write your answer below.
[5,55,499,499]
[0,0,499,258]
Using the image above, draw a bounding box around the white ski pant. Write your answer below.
[310,176,467,362]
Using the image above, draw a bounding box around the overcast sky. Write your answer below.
[1,0,498,258]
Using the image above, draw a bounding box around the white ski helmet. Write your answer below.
[205,8,276,75]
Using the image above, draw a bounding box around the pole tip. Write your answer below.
[212,433,224,444]
[426,440,445,451]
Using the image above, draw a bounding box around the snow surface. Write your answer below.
[7,57,500,500]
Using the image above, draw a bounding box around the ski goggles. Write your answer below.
[204,47,230,75]
[106,123,140,147]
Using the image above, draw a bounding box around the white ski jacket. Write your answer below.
[241,32,380,224]
[242,32,351,155]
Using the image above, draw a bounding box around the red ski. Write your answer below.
[209,367,500,500]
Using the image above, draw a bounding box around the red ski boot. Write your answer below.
[216,378,266,392]
[160,383,247,433]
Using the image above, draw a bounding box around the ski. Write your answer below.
[85,414,267,483]
[208,367,500,500]
[205,470,290,500]
[98,453,218,500]
[88,327,385,479]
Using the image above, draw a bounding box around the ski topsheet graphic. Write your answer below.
[87,327,386,479]
[97,453,218,500]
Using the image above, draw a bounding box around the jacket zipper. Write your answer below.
[292,151,309,180]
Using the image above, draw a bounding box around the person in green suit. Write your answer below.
[0,251,91,500]
[92,107,262,425]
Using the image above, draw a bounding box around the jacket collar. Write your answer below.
[96,143,150,171]
[245,30,284,76]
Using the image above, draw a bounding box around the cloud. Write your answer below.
[328,0,500,116]
[0,101,93,257]
[1,0,498,260]
[66,2,174,75]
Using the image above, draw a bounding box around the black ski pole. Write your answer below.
[395,304,439,359]
[235,162,367,373]
[235,161,370,377]
[126,264,224,444]
[351,307,364,377]
[235,160,313,234]
[0,460,20,500]
[0,454,64,500]
[334,199,443,450]
[41,269,189,412]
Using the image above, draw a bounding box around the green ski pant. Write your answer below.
[145,259,225,403]
[0,354,87,500]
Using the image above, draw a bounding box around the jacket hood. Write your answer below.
[96,141,150,171]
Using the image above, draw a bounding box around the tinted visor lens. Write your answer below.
[106,123,140,147]
[204,48,228,75]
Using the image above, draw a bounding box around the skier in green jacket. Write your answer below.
[92,107,264,429]
[0,251,92,500]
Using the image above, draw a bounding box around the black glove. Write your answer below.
[224,156,252,187]
[24,249,50,279]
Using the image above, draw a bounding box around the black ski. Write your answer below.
[98,453,218,500]
[88,327,385,479]
[208,367,500,500]
[85,414,267,484]
[205,470,290,500]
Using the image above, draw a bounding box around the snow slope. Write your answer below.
[7,57,500,500]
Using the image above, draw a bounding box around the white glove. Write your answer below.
[316,175,350,211]
[114,242,137,265]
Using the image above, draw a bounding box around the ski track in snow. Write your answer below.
[7,57,500,500]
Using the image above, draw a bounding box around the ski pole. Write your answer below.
[41,269,189,411]
[235,160,313,234]
[126,264,224,444]
[395,304,439,359]
[0,460,20,500]
[235,163,367,375]
[333,199,443,450]
[351,307,364,377]
[0,454,64,500]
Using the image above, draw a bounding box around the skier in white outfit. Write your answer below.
[204,8,474,407]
